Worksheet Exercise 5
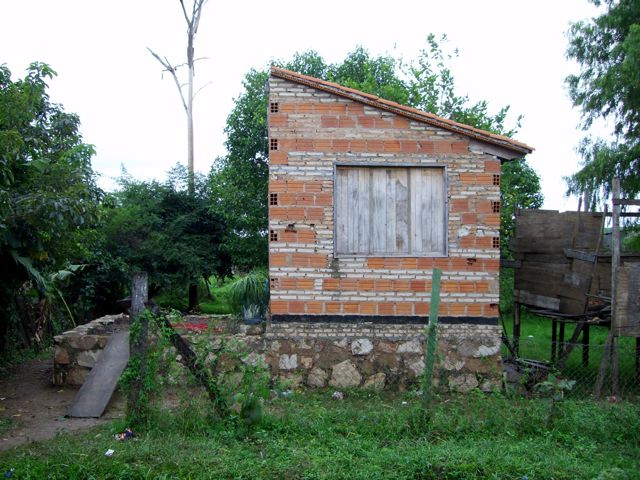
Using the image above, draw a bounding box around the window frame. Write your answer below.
[332,162,449,258]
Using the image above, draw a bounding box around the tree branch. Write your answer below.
[179,0,190,26]
[147,47,188,114]
[193,80,213,100]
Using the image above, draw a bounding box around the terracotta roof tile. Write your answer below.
[270,66,534,156]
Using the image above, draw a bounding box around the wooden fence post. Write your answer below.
[127,271,149,420]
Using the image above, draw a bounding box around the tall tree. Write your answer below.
[566,0,640,202]
[148,0,208,310]
[0,62,101,351]
[211,39,539,270]
[148,0,208,194]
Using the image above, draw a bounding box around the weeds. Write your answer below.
[119,309,271,429]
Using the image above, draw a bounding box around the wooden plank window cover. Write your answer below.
[335,166,446,256]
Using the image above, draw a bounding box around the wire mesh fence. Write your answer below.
[503,334,640,399]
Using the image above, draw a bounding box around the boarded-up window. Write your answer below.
[335,166,446,256]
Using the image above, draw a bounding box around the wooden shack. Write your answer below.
[265,67,534,390]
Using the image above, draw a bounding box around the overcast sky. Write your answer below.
[1,0,606,210]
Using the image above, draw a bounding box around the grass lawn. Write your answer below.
[156,277,234,315]
[1,391,639,479]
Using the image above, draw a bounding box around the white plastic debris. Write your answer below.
[331,391,344,400]
[104,449,114,457]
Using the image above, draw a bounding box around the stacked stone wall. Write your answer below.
[53,316,502,392]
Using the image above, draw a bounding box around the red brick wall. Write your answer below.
[267,76,500,319]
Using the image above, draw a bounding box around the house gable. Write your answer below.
[267,69,532,322]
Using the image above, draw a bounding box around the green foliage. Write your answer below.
[1,392,639,479]
[0,62,101,352]
[120,309,270,428]
[228,269,269,319]
[79,165,230,313]
[212,38,539,271]
[566,0,640,201]
[119,309,169,427]
[535,373,577,428]
[500,159,544,255]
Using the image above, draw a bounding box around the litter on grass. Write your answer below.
[115,427,134,441]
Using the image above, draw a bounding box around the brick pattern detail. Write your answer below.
[268,76,501,319]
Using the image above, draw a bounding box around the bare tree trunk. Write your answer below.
[188,283,200,313]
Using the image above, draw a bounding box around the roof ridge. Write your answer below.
[270,66,533,155]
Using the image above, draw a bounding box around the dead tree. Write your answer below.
[148,0,208,194]
[148,0,209,312]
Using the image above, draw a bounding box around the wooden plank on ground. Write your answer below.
[69,331,129,418]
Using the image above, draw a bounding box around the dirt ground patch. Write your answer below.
[0,356,124,452]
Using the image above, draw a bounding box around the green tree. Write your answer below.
[211,38,539,270]
[566,0,640,202]
[0,63,101,352]
[95,166,230,307]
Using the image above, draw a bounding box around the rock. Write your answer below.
[449,373,479,392]
[441,357,465,371]
[351,338,373,355]
[77,350,101,368]
[270,340,281,352]
[54,346,70,365]
[300,356,313,369]
[66,335,99,350]
[332,391,344,400]
[480,378,500,393]
[373,353,400,371]
[307,367,328,388]
[329,360,362,388]
[279,354,297,370]
[296,339,313,350]
[363,373,386,390]
[472,339,501,358]
[66,367,89,385]
[406,356,425,377]
[333,338,349,349]
[245,323,265,336]
[278,373,304,388]
[376,340,397,353]
[242,352,266,367]
[397,339,423,354]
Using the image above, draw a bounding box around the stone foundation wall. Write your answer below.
[53,314,128,386]
[53,316,503,392]
[258,322,502,391]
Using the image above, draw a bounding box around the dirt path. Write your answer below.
[0,357,124,452]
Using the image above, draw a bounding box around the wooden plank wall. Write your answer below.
[511,209,605,314]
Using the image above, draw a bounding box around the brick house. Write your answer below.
[265,67,533,390]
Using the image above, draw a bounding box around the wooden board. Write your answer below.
[335,166,445,255]
[514,289,560,311]
[614,263,640,337]
[69,331,129,418]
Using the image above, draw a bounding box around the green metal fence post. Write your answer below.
[423,268,442,405]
